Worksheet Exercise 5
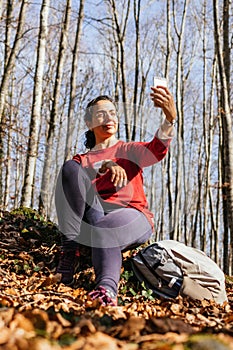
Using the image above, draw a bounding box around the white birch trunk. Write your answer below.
[65,0,85,161]
[21,0,50,207]
[3,74,15,209]
[40,0,71,215]
[0,0,28,122]
[173,0,189,241]
[0,0,28,204]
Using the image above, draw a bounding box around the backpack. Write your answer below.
[131,240,228,304]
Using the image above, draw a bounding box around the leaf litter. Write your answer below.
[0,208,233,349]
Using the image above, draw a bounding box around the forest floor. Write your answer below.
[0,208,233,350]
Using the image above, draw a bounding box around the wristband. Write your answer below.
[164,118,176,126]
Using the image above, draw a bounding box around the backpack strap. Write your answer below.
[138,249,164,288]
[138,248,182,293]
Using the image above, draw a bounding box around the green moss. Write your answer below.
[11,207,45,222]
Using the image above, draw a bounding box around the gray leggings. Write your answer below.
[55,160,152,294]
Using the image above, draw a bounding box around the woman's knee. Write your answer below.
[62,160,80,179]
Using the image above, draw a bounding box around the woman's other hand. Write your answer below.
[99,160,128,187]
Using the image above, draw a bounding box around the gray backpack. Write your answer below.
[131,242,183,299]
[131,240,228,304]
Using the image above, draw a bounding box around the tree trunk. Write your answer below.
[165,0,173,238]
[108,0,131,140]
[208,56,218,262]
[65,0,85,161]
[21,0,50,207]
[192,140,202,247]
[0,0,28,122]
[131,0,140,141]
[213,0,233,274]
[39,0,71,215]
[3,74,15,209]
[0,0,28,204]
[2,0,14,209]
[172,0,189,241]
[202,0,208,250]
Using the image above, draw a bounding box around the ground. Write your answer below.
[0,208,233,350]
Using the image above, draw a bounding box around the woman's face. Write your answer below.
[88,100,118,139]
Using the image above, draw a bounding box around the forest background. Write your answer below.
[0,0,232,274]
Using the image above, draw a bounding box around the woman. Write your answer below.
[55,85,176,306]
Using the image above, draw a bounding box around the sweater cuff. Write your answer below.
[156,119,175,140]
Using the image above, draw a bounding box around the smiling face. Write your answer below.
[87,100,118,142]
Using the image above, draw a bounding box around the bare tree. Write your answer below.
[2,0,14,209]
[131,0,141,141]
[172,0,190,241]
[21,0,50,207]
[65,0,85,161]
[107,0,131,140]
[202,0,210,251]
[0,0,28,203]
[39,0,72,215]
[0,0,28,123]
[209,57,219,263]
[165,0,174,238]
[213,0,233,274]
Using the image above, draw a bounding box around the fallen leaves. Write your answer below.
[0,208,233,349]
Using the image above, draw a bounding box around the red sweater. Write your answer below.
[73,135,171,228]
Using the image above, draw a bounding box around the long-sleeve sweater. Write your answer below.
[73,132,171,229]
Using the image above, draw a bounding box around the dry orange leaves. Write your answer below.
[0,209,233,349]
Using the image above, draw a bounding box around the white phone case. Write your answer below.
[153,77,167,88]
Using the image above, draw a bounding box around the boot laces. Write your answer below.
[89,286,117,306]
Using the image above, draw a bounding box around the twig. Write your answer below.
[0,267,22,286]
[0,242,22,251]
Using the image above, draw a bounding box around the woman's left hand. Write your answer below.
[150,86,176,123]
[99,160,128,187]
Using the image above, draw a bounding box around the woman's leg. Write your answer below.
[92,208,152,295]
[55,160,104,284]
[55,159,104,249]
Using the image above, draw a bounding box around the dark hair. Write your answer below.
[84,95,116,149]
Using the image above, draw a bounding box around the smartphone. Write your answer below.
[153,77,167,88]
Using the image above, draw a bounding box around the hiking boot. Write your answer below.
[56,249,80,286]
[88,286,117,306]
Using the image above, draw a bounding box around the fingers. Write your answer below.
[150,87,176,120]
[103,161,127,187]
[104,162,127,187]
[150,86,169,106]
[110,166,128,187]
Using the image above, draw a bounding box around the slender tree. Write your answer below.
[64,0,85,161]
[213,0,233,273]
[209,57,219,263]
[21,0,50,207]
[172,0,189,241]
[165,0,174,238]
[131,0,141,141]
[107,0,131,140]
[2,0,14,208]
[202,0,209,251]
[39,0,72,215]
[0,0,28,123]
[0,0,28,203]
